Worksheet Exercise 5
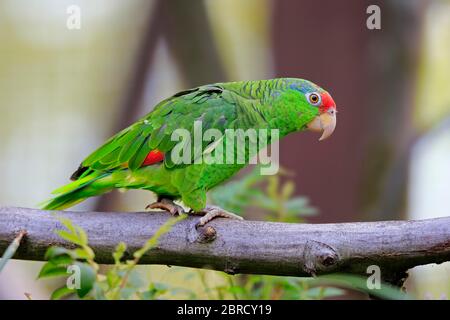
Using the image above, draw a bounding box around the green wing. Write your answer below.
[71,83,265,180]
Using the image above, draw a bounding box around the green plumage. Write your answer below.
[42,78,329,211]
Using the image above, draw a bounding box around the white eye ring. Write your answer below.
[306,92,321,106]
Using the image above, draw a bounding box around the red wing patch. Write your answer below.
[142,149,165,166]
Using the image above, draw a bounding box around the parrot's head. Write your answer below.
[284,78,337,141]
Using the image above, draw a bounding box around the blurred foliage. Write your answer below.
[211,166,408,300]
[197,272,344,300]
[209,165,317,222]
[415,2,450,131]
[195,272,409,300]
[38,215,190,300]
[30,168,408,300]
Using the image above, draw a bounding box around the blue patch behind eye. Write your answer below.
[288,82,317,95]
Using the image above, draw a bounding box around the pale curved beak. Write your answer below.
[306,109,337,141]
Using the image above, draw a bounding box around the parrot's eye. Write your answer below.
[306,92,321,106]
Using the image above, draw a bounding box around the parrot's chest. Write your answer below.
[199,163,246,190]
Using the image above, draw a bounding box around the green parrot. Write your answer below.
[41,78,337,226]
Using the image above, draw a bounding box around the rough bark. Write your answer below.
[1,207,449,286]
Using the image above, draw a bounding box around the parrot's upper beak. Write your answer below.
[306,109,337,141]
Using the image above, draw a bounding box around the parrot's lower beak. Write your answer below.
[306,109,337,141]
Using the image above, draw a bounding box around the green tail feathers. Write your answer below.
[40,171,111,210]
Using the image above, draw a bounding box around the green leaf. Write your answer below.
[227,285,246,296]
[38,262,69,279]
[113,242,127,264]
[45,247,76,260]
[74,248,94,260]
[75,262,96,298]
[106,269,120,288]
[76,226,89,246]
[251,194,278,211]
[51,286,76,300]
[58,217,77,235]
[281,181,295,200]
[134,215,186,259]
[56,230,83,246]
[267,176,279,199]
[55,216,88,246]
[285,198,317,216]
[49,254,74,265]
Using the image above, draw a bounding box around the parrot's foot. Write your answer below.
[190,205,243,227]
[146,198,185,216]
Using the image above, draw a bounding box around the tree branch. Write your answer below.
[1,206,449,286]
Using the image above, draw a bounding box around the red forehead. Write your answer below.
[320,92,336,112]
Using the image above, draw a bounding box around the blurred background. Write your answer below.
[0,0,449,299]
